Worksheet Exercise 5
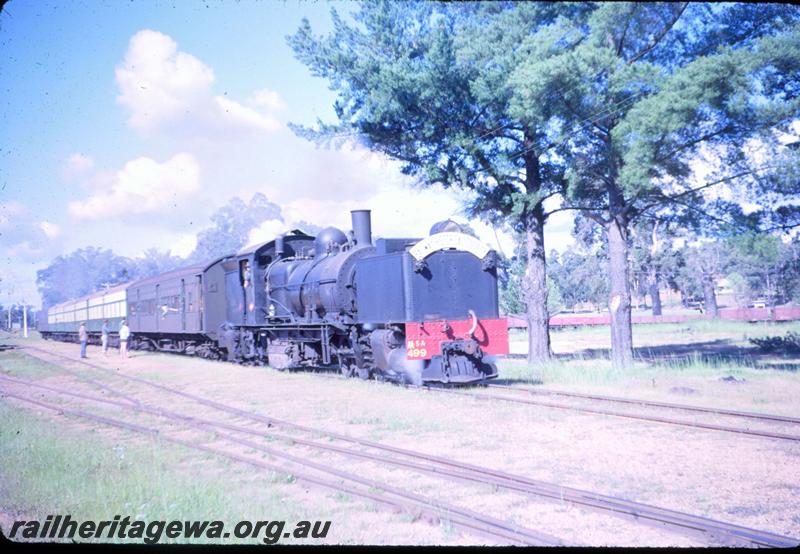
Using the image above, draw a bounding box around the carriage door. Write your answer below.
[180,279,186,332]
[240,259,251,323]
[155,284,160,332]
[197,275,204,332]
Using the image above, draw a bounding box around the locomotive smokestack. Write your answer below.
[275,235,285,258]
[351,209,372,247]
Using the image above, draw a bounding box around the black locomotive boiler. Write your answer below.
[40,210,509,384]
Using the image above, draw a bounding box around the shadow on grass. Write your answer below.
[755,361,800,372]
[505,339,800,373]
[572,339,752,362]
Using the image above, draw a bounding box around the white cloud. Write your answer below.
[68,153,201,220]
[214,95,280,132]
[6,240,44,261]
[115,30,282,136]
[246,218,287,247]
[0,201,27,230]
[0,202,65,286]
[543,210,575,253]
[168,232,198,258]
[61,153,96,181]
[260,140,413,208]
[39,221,61,239]
[0,262,42,305]
[251,88,287,111]
[116,30,213,130]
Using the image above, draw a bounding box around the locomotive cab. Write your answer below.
[354,220,507,384]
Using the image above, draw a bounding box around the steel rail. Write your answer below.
[419,386,800,443]
[11,347,800,548]
[486,384,800,425]
[2,373,796,547]
[244,362,800,433]
[0,388,561,546]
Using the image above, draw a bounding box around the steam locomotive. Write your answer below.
[39,210,508,384]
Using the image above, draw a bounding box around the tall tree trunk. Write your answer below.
[521,132,551,365]
[606,210,634,369]
[702,272,719,318]
[648,266,662,316]
[522,205,551,364]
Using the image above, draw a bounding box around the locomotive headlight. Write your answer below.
[268,304,276,317]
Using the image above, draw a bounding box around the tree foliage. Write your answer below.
[188,193,283,263]
[724,232,797,307]
[548,249,610,311]
[673,232,800,312]
[500,244,563,315]
[675,240,729,315]
[629,220,682,315]
[36,247,137,306]
[135,248,185,278]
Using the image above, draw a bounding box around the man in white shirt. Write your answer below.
[119,320,130,359]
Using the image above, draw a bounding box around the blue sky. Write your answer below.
[0,0,574,308]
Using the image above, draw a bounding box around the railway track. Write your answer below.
[415,384,800,443]
[2,389,557,546]
[310,365,800,443]
[3,344,798,547]
[246,359,800,443]
[486,384,800,425]
[35,338,800,442]
[0,372,559,545]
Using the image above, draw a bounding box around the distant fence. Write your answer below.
[507,306,800,329]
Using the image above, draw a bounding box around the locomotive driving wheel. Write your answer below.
[356,365,371,380]
[356,336,374,380]
[340,359,356,378]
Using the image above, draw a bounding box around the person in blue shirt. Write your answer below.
[78,322,88,358]
[101,320,110,356]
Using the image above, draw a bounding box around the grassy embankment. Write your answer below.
[501,319,800,413]
[0,349,428,545]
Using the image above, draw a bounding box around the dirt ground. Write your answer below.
[2,335,798,546]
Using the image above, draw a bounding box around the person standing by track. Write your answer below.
[101,320,110,356]
[78,322,88,358]
[119,319,130,359]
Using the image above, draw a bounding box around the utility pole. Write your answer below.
[6,287,12,331]
[22,301,28,338]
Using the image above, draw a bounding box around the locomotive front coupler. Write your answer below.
[440,339,482,360]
